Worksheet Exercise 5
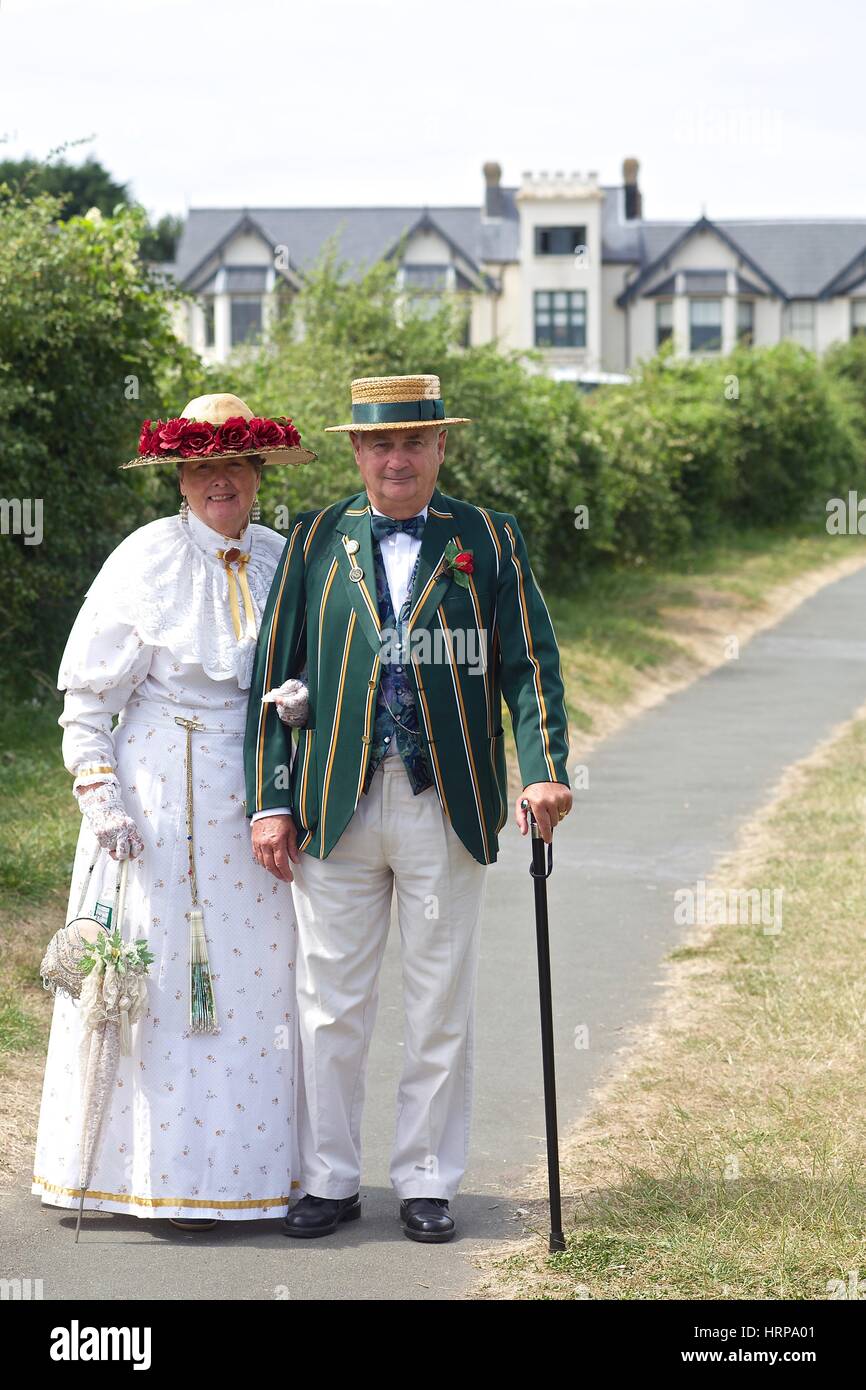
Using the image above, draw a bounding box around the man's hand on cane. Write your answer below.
[515,782,573,844]
[252,814,301,883]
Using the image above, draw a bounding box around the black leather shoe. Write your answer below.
[399,1197,455,1243]
[282,1192,361,1238]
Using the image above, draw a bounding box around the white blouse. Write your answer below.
[57,510,287,788]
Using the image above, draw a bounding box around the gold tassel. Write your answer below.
[188,907,218,1034]
[174,716,219,1035]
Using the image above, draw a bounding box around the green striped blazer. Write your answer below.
[243,485,570,865]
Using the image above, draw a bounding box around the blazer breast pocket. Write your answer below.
[437,586,489,671]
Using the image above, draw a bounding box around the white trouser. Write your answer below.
[289,754,488,1201]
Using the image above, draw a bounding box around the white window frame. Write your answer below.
[688,298,723,353]
[784,300,815,350]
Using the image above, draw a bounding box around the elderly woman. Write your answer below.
[31,393,313,1231]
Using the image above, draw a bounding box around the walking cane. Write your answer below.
[520,797,566,1254]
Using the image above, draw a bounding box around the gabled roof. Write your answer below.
[172,200,519,289]
[618,214,866,303]
[819,243,866,298]
[618,216,787,304]
[382,211,493,291]
[181,211,303,293]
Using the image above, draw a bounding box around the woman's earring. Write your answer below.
[251,494,261,522]
[179,496,189,523]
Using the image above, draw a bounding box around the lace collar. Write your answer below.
[186,508,253,557]
[80,514,287,689]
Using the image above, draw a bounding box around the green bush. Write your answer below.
[725,341,865,524]
[587,339,866,554]
[0,188,201,693]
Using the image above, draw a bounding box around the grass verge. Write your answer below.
[471,704,866,1300]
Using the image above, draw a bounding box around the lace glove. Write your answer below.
[75,780,144,860]
[262,677,310,727]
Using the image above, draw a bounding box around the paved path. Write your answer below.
[4,563,866,1300]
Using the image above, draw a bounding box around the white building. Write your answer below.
[164,160,866,379]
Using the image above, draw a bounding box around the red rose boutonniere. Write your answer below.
[443,540,474,589]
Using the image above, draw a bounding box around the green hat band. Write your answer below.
[351,398,446,424]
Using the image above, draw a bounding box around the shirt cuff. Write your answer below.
[250,808,292,822]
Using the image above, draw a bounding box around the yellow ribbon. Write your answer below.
[217,549,256,641]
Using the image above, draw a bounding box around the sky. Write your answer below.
[1,0,864,224]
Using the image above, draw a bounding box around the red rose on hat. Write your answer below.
[179,420,217,457]
[217,416,253,452]
[158,418,187,454]
[248,417,285,450]
[138,420,161,457]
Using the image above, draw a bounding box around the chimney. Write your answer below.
[622,157,642,219]
[483,161,504,218]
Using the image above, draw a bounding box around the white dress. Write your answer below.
[31,509,302,1221]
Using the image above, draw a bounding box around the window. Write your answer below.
[230,295,262,346]
[534,226,587,256]
[737,299,754,346]
[689,298,722,353]
[201,296,215,349]
[851,301,866,337]
[534,290,587,348]
[656,300,673,349]
[785,300,815,350]
[402,265,449,291]
[406,293,443,321]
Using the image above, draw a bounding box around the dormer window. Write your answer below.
[534,226,587,256]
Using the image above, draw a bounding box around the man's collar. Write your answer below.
[368,500,429,521]
[186,507,253,555]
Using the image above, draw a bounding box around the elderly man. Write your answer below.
[244,374,572,1243]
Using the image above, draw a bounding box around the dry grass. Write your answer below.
[470,704,866,1299]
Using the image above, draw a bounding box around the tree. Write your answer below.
[0,189,201,691]
[0,154,128,218]
[0,153,183,261]
[140,213,184,264]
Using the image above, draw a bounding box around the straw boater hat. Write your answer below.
[324,374,472,432]
[120,393,316,469]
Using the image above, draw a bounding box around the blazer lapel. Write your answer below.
[335,493,382,655]
[407,488,456,636]
[334,486,457,653]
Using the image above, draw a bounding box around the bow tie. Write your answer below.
[370,513,426,543]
